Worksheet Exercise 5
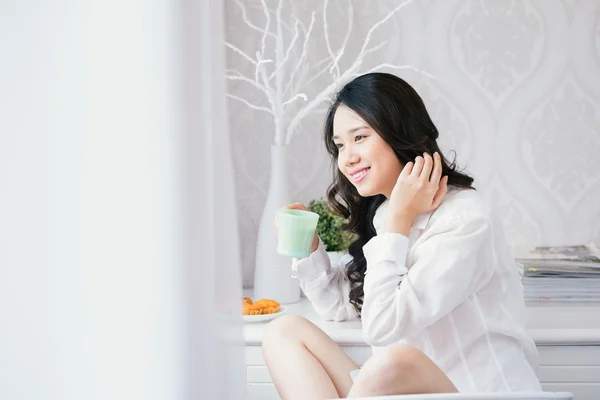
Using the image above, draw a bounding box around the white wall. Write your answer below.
[224,0,600,288]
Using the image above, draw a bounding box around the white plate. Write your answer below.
[242,306,287,323]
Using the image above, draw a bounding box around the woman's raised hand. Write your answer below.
[386,152,448,235]
[273,202,320,253]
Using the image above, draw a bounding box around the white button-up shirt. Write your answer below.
[292,188,542,392]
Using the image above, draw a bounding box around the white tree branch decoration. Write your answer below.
[226,0,430,146]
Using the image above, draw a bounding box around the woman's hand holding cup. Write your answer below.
[274,203,320,255]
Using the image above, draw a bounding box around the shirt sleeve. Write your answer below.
[292,238,359,322]
[360,213,495,346]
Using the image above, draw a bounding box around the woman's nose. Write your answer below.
[343,147,360,167]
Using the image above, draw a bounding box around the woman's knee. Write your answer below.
[262,314,311,346]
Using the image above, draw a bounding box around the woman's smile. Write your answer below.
[351,167,370,183]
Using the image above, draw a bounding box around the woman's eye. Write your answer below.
[355,135,366,141]
[335,143,343,149]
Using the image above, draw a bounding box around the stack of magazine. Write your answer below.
[515,243,600,302]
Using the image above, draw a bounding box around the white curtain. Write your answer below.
[0,1,245,399]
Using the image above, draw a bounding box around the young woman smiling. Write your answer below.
[265,73,541,399]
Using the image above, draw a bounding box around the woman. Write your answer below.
[264,73,541,399]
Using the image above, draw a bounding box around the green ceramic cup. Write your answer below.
[276,209,320,258]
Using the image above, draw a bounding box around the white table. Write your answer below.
[243,295,600,400]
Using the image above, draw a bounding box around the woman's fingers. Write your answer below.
[430,152,443,184]
[411,156,425,176]
[286,202,308,211]
[401,161,414,177]
[420,152,433,180]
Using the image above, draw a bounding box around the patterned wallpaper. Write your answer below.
[225,0,600,288]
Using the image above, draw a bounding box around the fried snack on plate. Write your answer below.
[243,297,253,305]
[243,302,261,315]
[252,299,280,315]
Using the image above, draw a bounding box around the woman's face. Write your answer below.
[332,105,403,198]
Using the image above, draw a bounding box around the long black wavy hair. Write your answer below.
[323,73,475,317]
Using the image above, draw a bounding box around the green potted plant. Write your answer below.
[308,198,355,266]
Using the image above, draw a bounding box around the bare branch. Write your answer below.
[276,0,285,28]
[362,41,387,58]
[274,0,285,101]
[225,42,257,66]
[258,63,278,131]
[225,69,268,93]
[292,6,307,36]
[323,0,338,78]
[315,55,335,69]
[259,0,271,59]
[279,18,293,33]
[227,94,272,114]
[304,59,336,88]
[323,0,353,79]
[271,4,292,32]
[283,12,316,98]
[282,15,306,97]
[269,19,300,80]
[285,94,332,144]
[234,0,276,39]
[299,14,355,92]
[333,0,353,70]
[355,0,416,71]
[255,57,273,87]
[290,55,336,104]
[282,93,308,108]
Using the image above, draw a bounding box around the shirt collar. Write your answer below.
[412,209,434,230]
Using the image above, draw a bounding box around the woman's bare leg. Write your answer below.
[347,343,457,398]
[262,315,359,400]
